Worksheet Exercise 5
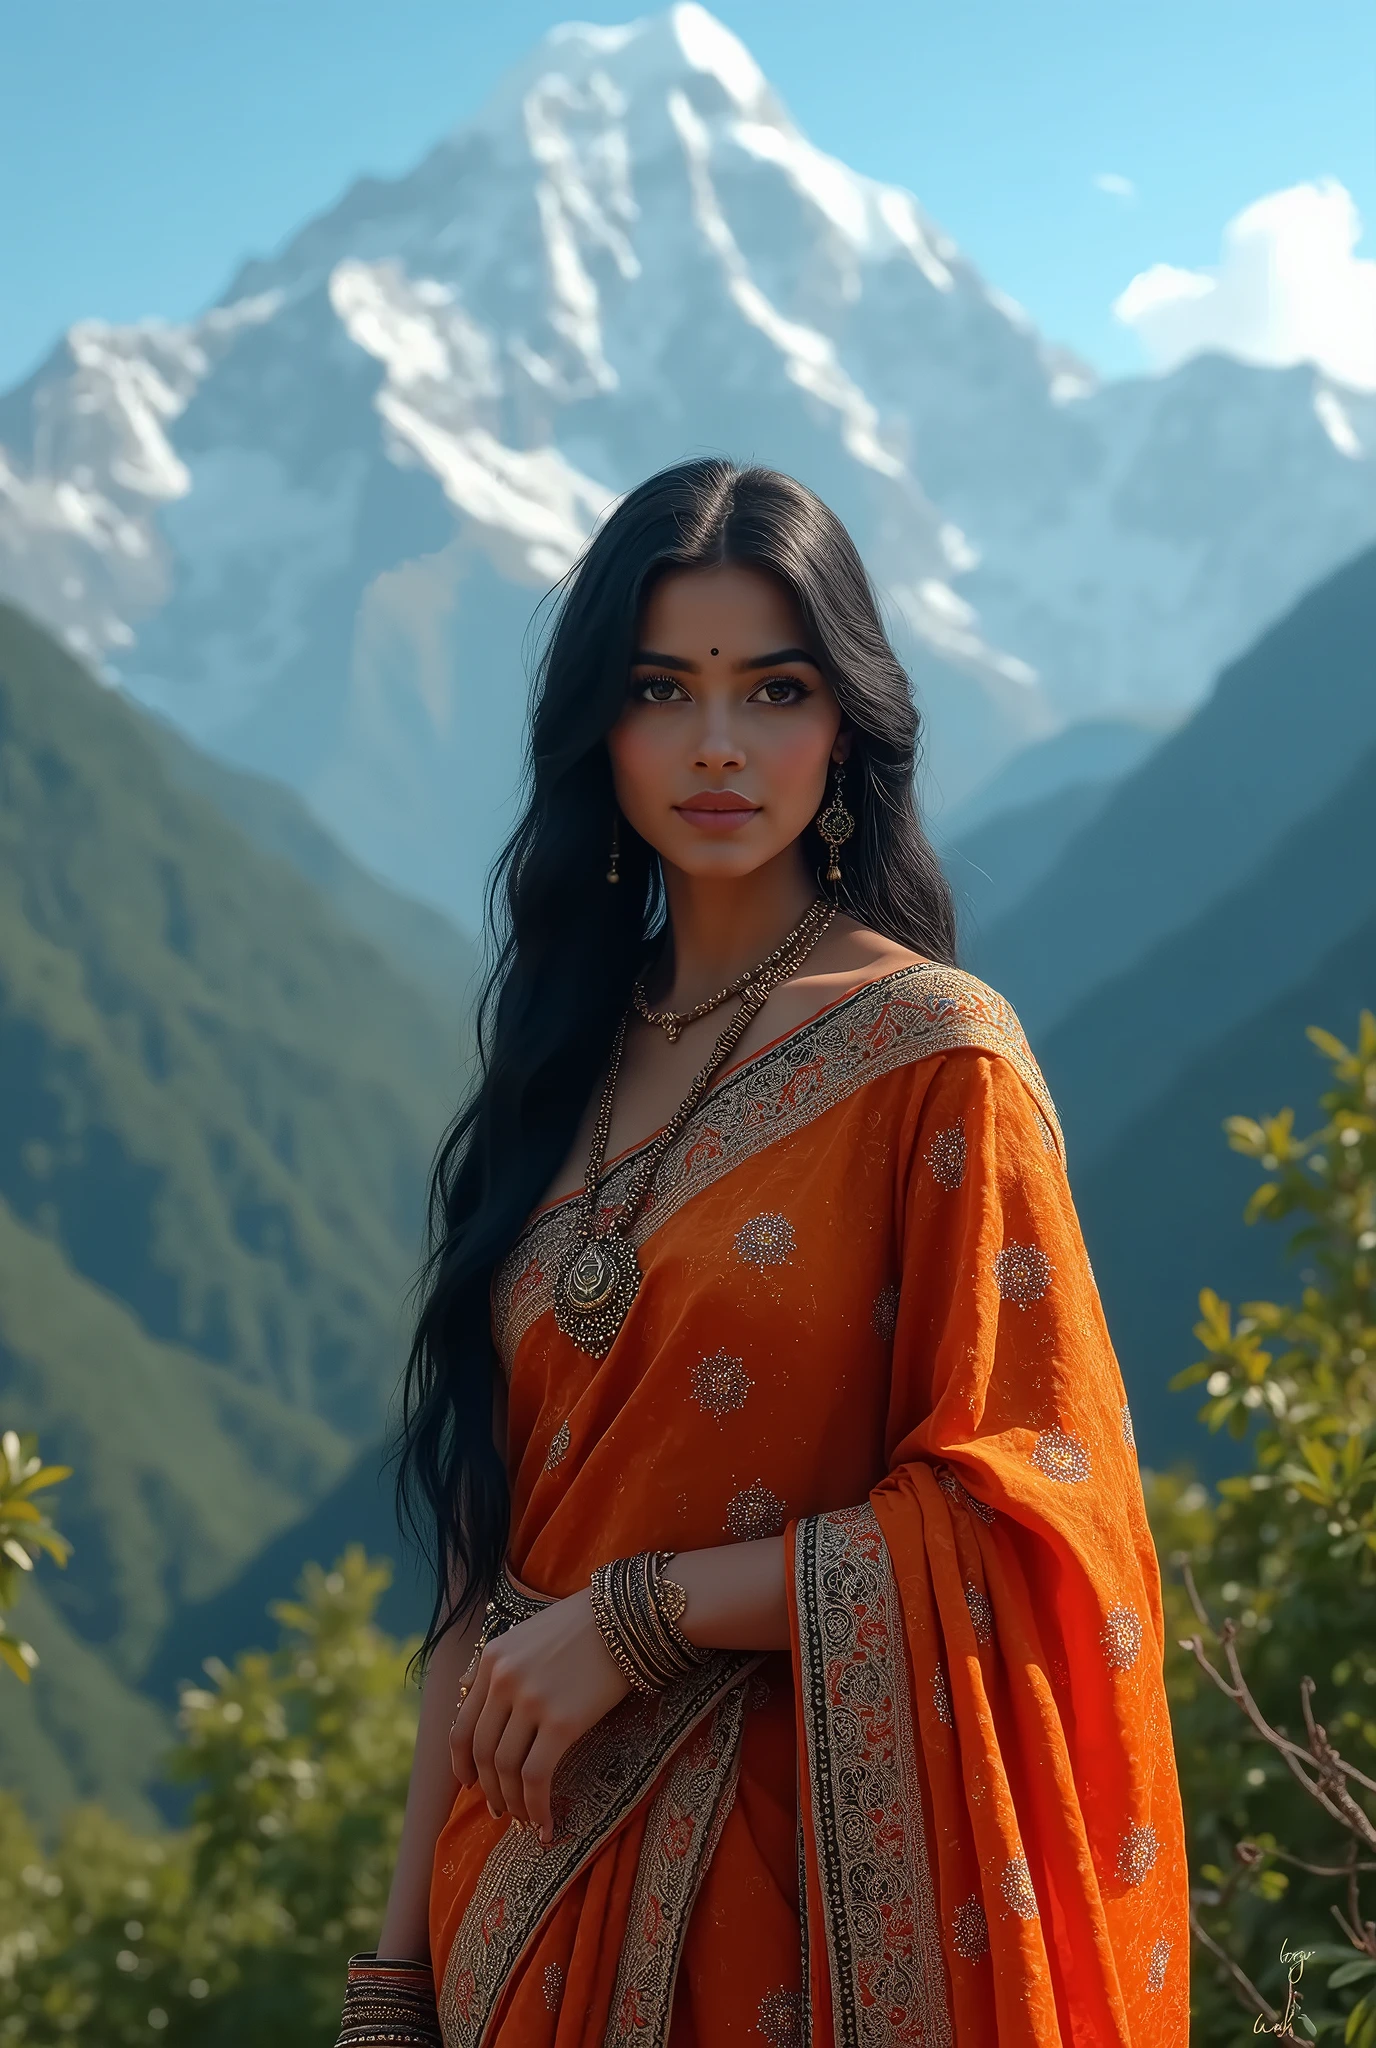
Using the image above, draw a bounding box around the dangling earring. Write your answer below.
[606,810,621,885]
[815,764,854,888]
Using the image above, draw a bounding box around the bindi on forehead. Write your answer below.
[710,647,719,656]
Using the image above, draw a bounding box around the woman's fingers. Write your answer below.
[493,1713,538,1827]
[448,1651,490,1789]
[521,1727,569,1847]
[470,1685,516,1818]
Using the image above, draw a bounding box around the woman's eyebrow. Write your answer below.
[738,647,822,671]
[630,649,696,671]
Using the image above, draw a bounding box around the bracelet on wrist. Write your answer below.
[589,1549,711,1695]
[336,1952,441,2048]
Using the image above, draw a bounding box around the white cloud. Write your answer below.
[1094,172,1136,201]
[1113,178,1376,392]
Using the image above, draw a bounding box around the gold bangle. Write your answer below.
[588,1552,710,1695]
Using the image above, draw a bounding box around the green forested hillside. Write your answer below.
[144,716,479,1015]
[0,603,471,1820]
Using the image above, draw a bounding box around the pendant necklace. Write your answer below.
[554,897,835,1359]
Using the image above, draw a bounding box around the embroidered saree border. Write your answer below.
[494,964,1062,1370]
[438,1651,761,2048]
[794,1504,953,2048]
[604,1683,748,2043]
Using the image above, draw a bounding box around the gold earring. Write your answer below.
[815,764,855,886]
[606,810,621,884]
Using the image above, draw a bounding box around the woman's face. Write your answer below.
[607,563,849,884]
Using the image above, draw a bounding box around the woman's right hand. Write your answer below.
[449,1588,630,1845]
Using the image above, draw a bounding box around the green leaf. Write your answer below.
[0,1632,36,1681]
[1329,1961,1376,1989]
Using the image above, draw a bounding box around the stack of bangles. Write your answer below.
[588,1548,710,1694]
[334,1953,441,2047]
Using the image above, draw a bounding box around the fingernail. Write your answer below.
[487,1802,498,1818]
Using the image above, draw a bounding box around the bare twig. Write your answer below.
[1188,1902,1283,2029]
[1263,1845,1376,1879]
[1179,1631,1376,1844]
[1180,1557,1216,1633]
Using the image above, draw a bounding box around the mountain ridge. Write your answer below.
[971,545,1376,1039]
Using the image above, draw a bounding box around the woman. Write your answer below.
[336,460,1188,2047]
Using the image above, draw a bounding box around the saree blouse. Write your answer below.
[429,963,1189,2046]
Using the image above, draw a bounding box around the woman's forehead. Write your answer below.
[637,563,808,647]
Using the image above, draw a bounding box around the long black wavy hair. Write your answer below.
[398,457,957,1654]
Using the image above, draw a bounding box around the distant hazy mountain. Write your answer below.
[1078,909,1376,1476]
[1,5,1372,925]
[971,546,1376,1039]
[940,717,1168,841]
[986,549,1376,1467]
[943,780,1118,940]
[1041,736,1376,1168]
[0,604,467,1819]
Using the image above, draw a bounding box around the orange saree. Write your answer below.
[429,964,1190,2045]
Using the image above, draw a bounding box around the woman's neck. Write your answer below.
[652,852,820,1010]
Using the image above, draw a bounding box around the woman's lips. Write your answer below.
[674,792,761,830]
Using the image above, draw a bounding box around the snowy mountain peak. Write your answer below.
[1,5,1373,930]
[477,3,780,138]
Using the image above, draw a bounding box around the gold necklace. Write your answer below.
[631,896,834,1042]
[554,900,835,1358]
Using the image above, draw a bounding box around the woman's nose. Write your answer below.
[693,710,745,774]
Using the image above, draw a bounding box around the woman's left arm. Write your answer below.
[448,1536,787,1845]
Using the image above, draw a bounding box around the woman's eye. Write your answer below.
[635,674,688,703]
[752,676,808,704]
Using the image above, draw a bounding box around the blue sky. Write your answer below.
[2,0,1372,392]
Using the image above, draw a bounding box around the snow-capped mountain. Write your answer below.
[2,3,1372,927]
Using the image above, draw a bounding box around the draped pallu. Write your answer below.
[429,965,1189,2045]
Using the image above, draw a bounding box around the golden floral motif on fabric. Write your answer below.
[605,1690,748,2045]
[951,1894,989,1960]
[543,1420,571,1472]
[542,1962,564,2011]
[1118,1822,1159,1887]
[964,1579,994,1646]
[438,1644,759,2046]
[1029,1426,1091,1485]
[492,963,1064,1368]
[1000,1854,1039,1920]
[936,1461,996,1524]
[993,1240,1053,1308]
[931,1663,953,1727]
[733,1212,796,1268]
[871,1282,899,1342]
[725,1481,786,1541]
[691,1349,754,1420]
[1146,1936,1171,1992]
[793,1503,953,2048]
[926,1123,967,1190]
[756,1985,803,2046]
[1101,1604,1143,1672]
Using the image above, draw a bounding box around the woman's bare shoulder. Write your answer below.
[750,918,928,1045]
[800,916,928,994]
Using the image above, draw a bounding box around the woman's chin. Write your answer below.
[658,836,786,882]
